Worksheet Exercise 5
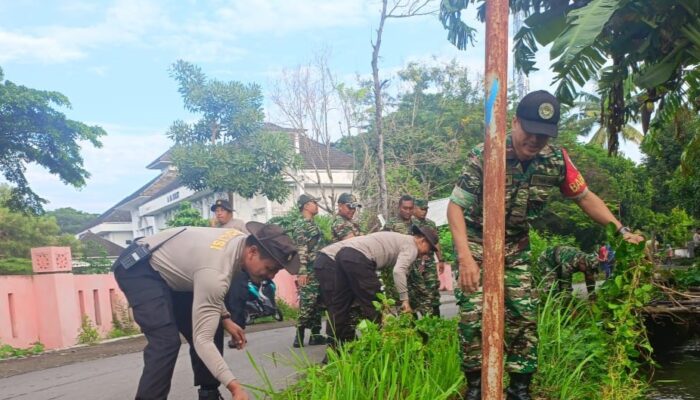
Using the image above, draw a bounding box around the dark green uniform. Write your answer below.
[293,217,325,332]
[331,215,362,243]
[535,246,598,297]
[410,216,441,315]
[382,217,413,302]
[450,135,589,374]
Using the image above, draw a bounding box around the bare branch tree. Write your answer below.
[370,0,437,218]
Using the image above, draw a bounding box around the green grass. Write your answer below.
[252,314,463,400]
[0,342,44,359]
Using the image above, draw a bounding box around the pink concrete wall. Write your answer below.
[0,276,39,348]
[273,270,299,308]
[439,264,455,291]
[73,274,125,337]
[0,247,129,350]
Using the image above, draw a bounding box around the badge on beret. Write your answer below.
[287,253,294,262]
[538,103,555,120]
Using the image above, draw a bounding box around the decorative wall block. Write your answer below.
[31,247,73,273]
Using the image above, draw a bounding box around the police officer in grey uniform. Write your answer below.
[210,199,247,232]
[113,222,299,400]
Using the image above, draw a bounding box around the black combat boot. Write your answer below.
[506,373,533,400]
[292,327,305,348]
[308,327,326,345]
[198,387,223,400]
[464,370,481,400]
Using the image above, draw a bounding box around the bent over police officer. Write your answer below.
[446,90,644,400]
[113,222,299,400]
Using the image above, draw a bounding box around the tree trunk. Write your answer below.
[372,0,389,219]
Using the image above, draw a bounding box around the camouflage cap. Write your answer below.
[297,194,320,210]
[245,221,300,274]
[414,199,429,209]
[211,199,234,212]
[338,192,362,209]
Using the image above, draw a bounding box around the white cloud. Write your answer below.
[23,125,173,213]
[0,31,85,63]
[212,0,373,35]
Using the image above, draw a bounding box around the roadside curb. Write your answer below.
[0,319,296,379]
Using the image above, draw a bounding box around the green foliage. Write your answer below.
[0,192,82,259]
[0,257,32,275]
[0,67,105,214]
[438,226,455,264]
[0,342,44,359]
[167,60,301,203]
[255,313,463,399]
[74,239,111,274]
[275,297,299,321]
[313,214,333,244]
[108,300,139,338]
[534,224,653,398]
[45,207,98,234]
[166,201,209,227]
[76,315,101,345]
[671,265,700,289]
[268,209,302,232]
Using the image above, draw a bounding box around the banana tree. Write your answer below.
[440,0,700,157]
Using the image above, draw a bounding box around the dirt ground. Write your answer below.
[0,320,293,379]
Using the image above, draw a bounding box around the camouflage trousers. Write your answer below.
[456,249,538,374]
[297,274,324,331]
[408,257,441,316]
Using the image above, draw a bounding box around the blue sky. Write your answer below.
[1,0,641,213]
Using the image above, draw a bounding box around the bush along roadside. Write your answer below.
[0,342,44,359]
[535,223,654,399]
[250,294,463,400]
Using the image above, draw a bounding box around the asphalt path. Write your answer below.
[0,296,458,400]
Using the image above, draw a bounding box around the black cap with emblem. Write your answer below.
[211,199,234,212]
[516,90,560,138]
[245,221,301,274]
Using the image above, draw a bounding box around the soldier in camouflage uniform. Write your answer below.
[331,193,362,242]
[291,194,327,348]
[410,199,445,316]
[381,194,415,302]
[447,91,644,400]
[535,245,599,299]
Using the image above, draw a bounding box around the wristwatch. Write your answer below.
[617,226,632,236]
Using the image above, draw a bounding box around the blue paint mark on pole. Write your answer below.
[485,78,500,125]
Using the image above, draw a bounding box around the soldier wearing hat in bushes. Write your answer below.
[447,90,644,400]
[210,199,247,232]
[291,194,328,348]
[331,192,363,243]
[314,225,439,345]
[536,245,599,299]
[409,199,445,316]
[113,222,299,400]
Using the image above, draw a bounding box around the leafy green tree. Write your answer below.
[0,67,105,213]
[0,186,81,259]
[46,207,98,234]
[166,201,209,227]
[167,60,300,203]
[441,0,700,156]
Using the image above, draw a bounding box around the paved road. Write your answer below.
[1,297,458,400]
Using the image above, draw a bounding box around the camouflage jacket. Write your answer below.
[536,245,598,285]
[412,216,437,230]
[331,215,362,243]
[383,217,413,235]
[449,135,588,254]
[292,217,323,275]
